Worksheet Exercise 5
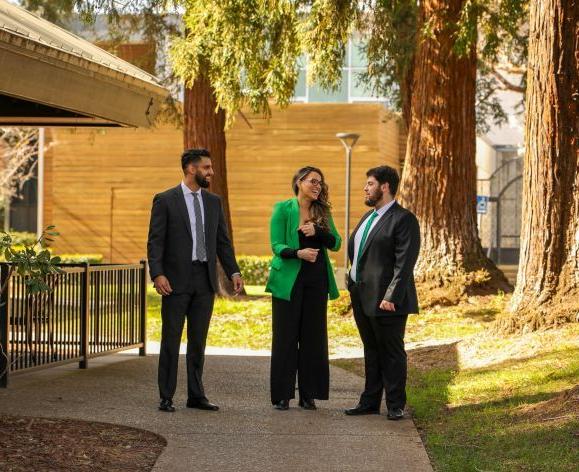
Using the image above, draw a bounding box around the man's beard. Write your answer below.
[365,189,383,207]
[195,172,210,188]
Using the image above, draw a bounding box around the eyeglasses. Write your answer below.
[302,178,323,187]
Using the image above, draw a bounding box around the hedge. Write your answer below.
[238,255,271,285]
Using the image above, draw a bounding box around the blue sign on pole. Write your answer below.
[477,195,489,214]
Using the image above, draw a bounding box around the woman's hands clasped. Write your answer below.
[298,222,316,237]
[297,248,319,263]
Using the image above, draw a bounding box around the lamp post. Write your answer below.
[336,132,360,276]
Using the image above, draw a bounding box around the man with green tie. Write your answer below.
[344,166,421,421]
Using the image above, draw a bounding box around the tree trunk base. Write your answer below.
[417,265,512,309]
[216,261,246,298]
[495,294,579,334]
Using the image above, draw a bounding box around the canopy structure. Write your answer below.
[0,0,169,127]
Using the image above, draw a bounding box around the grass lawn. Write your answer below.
[334,296,579,472]
[145,286,361,354]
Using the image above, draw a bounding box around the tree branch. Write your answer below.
[489,68,525,93]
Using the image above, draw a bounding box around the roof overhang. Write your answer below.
[0,1,170,128]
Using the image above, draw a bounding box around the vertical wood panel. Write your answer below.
[43,104,403,265]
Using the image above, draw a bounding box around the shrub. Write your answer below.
[57,254,104,264]
[329,290,352,317]
[7,231,38,246]
[238,255,342,286]
[238,255,271,285]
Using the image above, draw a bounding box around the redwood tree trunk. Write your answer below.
[399,0,510,305]
[183,73,240,297]
[500,0,579,332]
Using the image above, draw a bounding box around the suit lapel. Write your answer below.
[173,185,193,239]
[358,202,398,261]
[349,210,373,263]
[200,189,212,230]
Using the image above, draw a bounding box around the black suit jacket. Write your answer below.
[348,201,420,317]
[147,185,240,294]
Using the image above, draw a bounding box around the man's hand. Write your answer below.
[297,248,319,263]
[153,275,173,296]
[379,300,396,311]
[298,222,316,237]
[232,274,244,295]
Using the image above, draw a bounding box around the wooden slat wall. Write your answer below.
[44,103,402,266]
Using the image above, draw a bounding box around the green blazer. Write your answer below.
[265,198,342,301]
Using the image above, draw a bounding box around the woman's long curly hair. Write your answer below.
[292,166,331,230]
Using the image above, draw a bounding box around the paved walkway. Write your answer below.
[0,353,432,471]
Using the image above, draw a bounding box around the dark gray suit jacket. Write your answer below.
[147,185,240,294]
[348,201,420,317]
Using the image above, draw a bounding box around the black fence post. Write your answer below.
[0,263,10,388]
[139,260,147,357]
[79,263,90,369]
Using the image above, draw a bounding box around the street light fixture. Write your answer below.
[336,132,360,278]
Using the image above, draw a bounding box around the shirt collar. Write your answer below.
[374,199,396,217]
[181,181,202,196]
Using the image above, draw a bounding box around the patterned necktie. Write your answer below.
[355,211,378,276]
[192,193,207,261]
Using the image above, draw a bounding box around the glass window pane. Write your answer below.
[350,36,367,68]
[294,69,307,98]
[350,70,375,98]
[308,70,348,102]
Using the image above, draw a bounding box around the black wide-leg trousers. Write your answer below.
[158,263,215,402]
[350,284,408,410]
[270,276,329,404]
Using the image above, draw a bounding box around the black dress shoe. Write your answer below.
[186,398,219,411]
[387,408,405,420]
[298,398,317,410]
[273,399,289,410]
[159,399,175,412]
[344,403,380,416]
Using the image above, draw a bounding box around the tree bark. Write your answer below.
[499,0,579,332]
[398,0,510,306]
[183,73,241,297]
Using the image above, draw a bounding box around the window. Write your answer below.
[292,35,385,103]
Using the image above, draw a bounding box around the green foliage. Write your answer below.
[359,0,418,111]
[56,254,104,264]
[237,255,271,286]
[0,226,63,294]
[328,290,351,317]
[305,0,528,129]
[171,0,302,126]
[4,231,38,247]
[300,0,357,91]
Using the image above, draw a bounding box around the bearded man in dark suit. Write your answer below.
[147,148,243,413]
[344,165,420,421]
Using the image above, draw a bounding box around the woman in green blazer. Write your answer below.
[266,166,341,410]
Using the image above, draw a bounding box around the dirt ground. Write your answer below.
[0,415,166,471]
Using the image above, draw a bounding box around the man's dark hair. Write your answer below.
[366,165,400,196]
[181,148,211,170]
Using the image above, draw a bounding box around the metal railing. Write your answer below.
[0,261,147,387]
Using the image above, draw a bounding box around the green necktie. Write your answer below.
[355,211,378,277]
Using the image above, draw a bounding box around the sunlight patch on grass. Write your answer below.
[333,320,579,472]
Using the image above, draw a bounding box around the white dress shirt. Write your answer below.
[181,182,206,262]
[350,199,396,282]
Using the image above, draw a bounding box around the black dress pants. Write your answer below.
[158,263,215,401]
[270,276,329,403]
[350,285,408,410]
